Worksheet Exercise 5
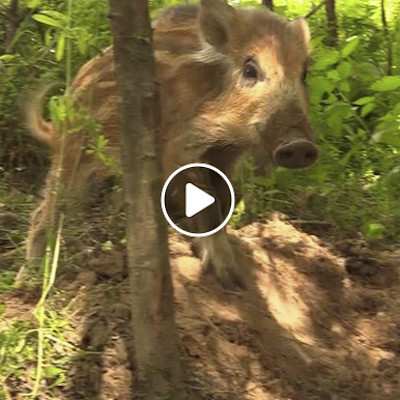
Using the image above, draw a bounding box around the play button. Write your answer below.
[185,183,215,218]
[161,163,235,237]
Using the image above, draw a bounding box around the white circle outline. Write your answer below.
[160,163,235,238]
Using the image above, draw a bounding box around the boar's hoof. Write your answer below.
[191,236,246,289]
[200,244,245,289]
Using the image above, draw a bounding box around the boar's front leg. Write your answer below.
[190,173,244,289]
[195,229,244,289]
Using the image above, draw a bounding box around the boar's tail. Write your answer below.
[25,84,57,147]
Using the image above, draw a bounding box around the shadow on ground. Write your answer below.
[2,215,400,399]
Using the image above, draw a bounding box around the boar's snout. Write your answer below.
[273,139,318,169]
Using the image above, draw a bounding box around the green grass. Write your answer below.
[0,174,74,399]
[0,299,76,399]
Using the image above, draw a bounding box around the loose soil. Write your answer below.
[1,214,400,399]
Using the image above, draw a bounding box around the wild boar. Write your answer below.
[25,0,318,288]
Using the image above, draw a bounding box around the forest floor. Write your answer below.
[1,177,400,400]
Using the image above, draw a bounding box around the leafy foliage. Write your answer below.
[0,0,110,169]
[235,0,400,241]
[0,0,399,241]
[0,308,76,398]
[0,0,399,398]
[0,0,400,239]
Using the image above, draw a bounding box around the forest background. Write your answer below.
[0,0,400,398]
[0,0,399,242]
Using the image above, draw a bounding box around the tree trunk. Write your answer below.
[325,0,338,47]
[108,1,186,399]
[381,0,393,75]
[4,0,20,52]
[262,0,274,11]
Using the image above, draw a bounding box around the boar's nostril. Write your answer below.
[305,150,316,161]
[274,139,318,169]
[280,149,294,161]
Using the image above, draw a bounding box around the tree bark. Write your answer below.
[325,0,338,47]
[108,1,186,399]
[262,0,274,11]
[4,0,20,52]
[381,0,393,75]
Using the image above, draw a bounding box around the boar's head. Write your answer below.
[167,0,318,171]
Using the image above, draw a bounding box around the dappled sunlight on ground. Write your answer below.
[1,215,400,399]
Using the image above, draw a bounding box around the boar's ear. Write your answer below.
[199,0,236,49]
[291,18,311,48]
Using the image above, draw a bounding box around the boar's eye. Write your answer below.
[242,58,260,84]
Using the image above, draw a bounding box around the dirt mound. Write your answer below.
[2,216,400,399]
[169,218,399,400]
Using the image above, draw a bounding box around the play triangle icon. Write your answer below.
[185,183,215,218]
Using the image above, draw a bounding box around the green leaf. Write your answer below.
[326,114,343,134]
[313,49,340,71]
[339,81,351,93]
[354,96,374,105]
[327,102,353,119]
[341,36,360,58]
[49,96,67,123]
[15,337,27,353]
[0,54,15,62]
[33,14,63,28]
[327,70,340,81]
[353,62,380,83]
[45,30,53,46]
[327,94,338,104]
[370,76,400,92]
[235,199,245,214]
[76,31,90,55]
[308,76,334,104]
[40,10,67,23]
[325,102,353,134]
[56,33,65,61]
[372,121,400,146]
[337,62,352,79]
[364,223,385,240]
[101,240,114,252]
[44,365,64,378]
[393,102,400,114]
[361,102,375,117]
[27,0,41,8]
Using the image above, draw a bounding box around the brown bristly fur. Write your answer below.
[24,1,316,289]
